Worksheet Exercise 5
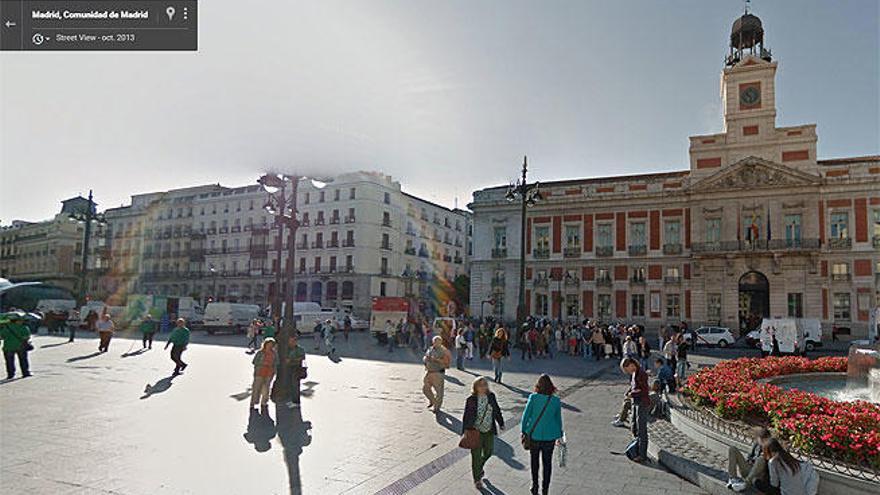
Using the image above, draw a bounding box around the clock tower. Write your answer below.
[721,11,777,135]
[688,8,818,178]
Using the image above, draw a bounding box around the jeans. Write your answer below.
[143,332,155,349]
[491,358,503,382]
[470,431,494,481]
[529,440,555,494]
[289,372,302,404]
[4,349,30,378]
[676,359,688,384]
[632,397,649,458]
[456,349,465,370]
[68,324,76,342]
[170,345,186,374]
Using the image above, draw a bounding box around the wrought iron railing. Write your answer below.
[673,396,880,484]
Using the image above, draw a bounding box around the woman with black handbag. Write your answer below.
[459,376,504,490]
[521,374,563,495]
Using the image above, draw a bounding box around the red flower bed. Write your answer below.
[684,356,880,469]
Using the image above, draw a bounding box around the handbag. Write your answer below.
[459,398,491,450]
[296,366,308,380]
[521,395,551,451]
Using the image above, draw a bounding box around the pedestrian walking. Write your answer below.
[283,333,307,409]
[663,335,678,372]
[385,320,396,353]
[1,313,32,379]
[464,323,475,360]
[246,319,260,352]
[139,314,157,349]
[622,335,638,359]
[343,315,352,342]
[455,329,466,370]
[637,335,651,371]
[488,328,509,383]
[165,318,190,375]
[323,319,336,356]
[250,337,277,412]
[460,377,504,490]
[521,374,564,495]
[675,333,689,387]
[67,307,79,342]
[621,357,649,463]
[95,312,115,353]
[422,336,451,413]
[312,319,323,351]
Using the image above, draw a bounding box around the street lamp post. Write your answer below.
[259,173,303,403]
[68,190,104,303]
[505,156,543,331]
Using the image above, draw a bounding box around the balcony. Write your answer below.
[563,276,580,287]
[596,277,612,287]
[533,247,550,259]
[690,238,821,254]
[630,277,646,285]
[563,246,581,258]
[628,245,647,256]
[382,219,393,228]
[491,248,507,258]
[314,218,325,226]
[344,216,356,223]
[533,277,549,287]
[329,217,340,225]
[874,236,880,249]
[381,243,393,251]
[327,240,340,248]
[663,243,682,255]
[342,240,355,248]
[596,246,613,257]
[664,276,681,285]
[418,249,429,258]
[219,227,229,234]
[828,237,852,250]
[831,273,851,282]
[453,257,463,264]
[311,241,324,249]
[342,265,355,273]
[404,247,416,255]
[296,242,308,250]
[231,226,241,233]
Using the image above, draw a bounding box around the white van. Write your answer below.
[760,318,806,356]
[799,318,823,351]
[36,299,77,314]
[203,302,260,334]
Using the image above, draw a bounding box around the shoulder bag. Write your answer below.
[521,395,551,451]
[459,398,490,450]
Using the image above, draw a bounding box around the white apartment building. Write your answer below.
[92,171,472,318]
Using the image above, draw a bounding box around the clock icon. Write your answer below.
[740,86,760,106]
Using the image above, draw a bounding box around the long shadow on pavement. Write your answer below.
[275,403,313,495]
[40,341,71,349]
[435,410,463,434]
[121,348,148,358]
[140,375,177,399]
[67,351,103,362]
[243,409,276,452]
[481,479,508,495]
[493,436,525,470]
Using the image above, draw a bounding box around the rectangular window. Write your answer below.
[597,268,610,282]
[830,212,849,239]
[832,263,849,276]
[873,210,880,238]
[535,293,549,317]
[630,222,646,246]
[494,227,507,248]
[706,218,721,243]
[664,220,681,244]
[631,293,645,317]
[564,225,580,247]
[784,214,802,245]
[666,293,680,318]
[334,189,340,201]
[707,293,722,321]
[383,192,391,204]
[319,191,325,203]
[380,282,387,297]
[631,266,646,282]
[742,214,763,241]
[787,293,803,318]
[597,294,612,319]
[349,187,356,200]
[597,223,613,248]
[832,292,851,320]
[304,193,310,205]
[535,226,550,250]
[565,294,579,318]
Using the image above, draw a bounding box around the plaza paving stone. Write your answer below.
[0,331,704,494]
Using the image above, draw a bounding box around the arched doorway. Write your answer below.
[738,271,769,333]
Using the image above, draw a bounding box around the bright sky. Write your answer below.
[1,0,877,221]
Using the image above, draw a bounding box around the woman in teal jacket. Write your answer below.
[521,374,563,495]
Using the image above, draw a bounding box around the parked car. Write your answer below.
[684,326,735,348]
[203,302,260,334]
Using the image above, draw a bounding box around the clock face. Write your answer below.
[740,86,761,106]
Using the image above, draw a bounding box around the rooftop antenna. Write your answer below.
[744,0,750,15]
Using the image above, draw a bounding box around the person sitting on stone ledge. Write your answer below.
[727,426,771,493]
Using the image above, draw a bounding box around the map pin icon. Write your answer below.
[166,6,176,20]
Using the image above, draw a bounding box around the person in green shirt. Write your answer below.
[284,333,307,409]
[139,314,158,349]
[164,318,191,375]
[262,322,277,340]
[1,314,32,379]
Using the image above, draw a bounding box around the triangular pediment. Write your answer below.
[688,156,821,193]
